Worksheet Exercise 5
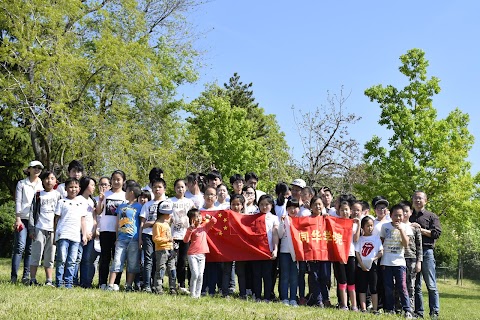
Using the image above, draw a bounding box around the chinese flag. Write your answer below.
[290,216,353,263]
[203,210,272,262]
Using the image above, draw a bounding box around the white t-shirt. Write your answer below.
[56,183,67,198]
[199,205,218,212]
[274,200,287,219]
[55,198,86,242]
[355,234,383,269]
[328,207,339,217]
[349,222,358,257]
[99,191,126,232]
[373,219,388,236]
[170,197,195,240]
[265,212,279,252]
[185,190,204,209]
[215,201,230,210]
[245,204,259,215]
[255,189,266,203]
[140,199,162,235]
[35,190,62,231]
[298,206,312,217]
[77,196,96,235]
[380,222,407,266]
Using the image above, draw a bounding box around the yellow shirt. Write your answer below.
[152,221,173,251]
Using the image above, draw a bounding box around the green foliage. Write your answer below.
[0,0,199,189]
[0,201,15,257]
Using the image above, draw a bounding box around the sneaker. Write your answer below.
[246,289,252,296]
[169,288,177,295]
[45,281,55,288]
[106,285,115,291]
[29,279,40,286]
[340,306,349,311]
[144,286,152,293]
[100,284,107,290]
[179,287,190,294]
[299,297,307,306]
[430,313,439,320]
[10,276,17,284]
[373,311,381,316]
[351,306,359,312]
[323,300,332,308]
[405,311,414,318]
[125,285,133,292]
[112,284,120,291]
[22,277,30,285]
[282,299,290,306]
[289,300,298,307]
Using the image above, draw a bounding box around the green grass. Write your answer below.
[0,258,478,319]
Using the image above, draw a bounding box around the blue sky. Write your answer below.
[180,1,480,173]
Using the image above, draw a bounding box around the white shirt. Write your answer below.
[99,191,126,232]
[140,199,162,235]
[265,212,279,252]
[15,178,43,219]
[298,207,312,217]
[380,222,407,266]
[77,196,96,235]
[170,197,195,240]
[56,183,67,198]
[185,190,204,209]
[34,190,62,231]
[55,198,86,242]
[355,234,383,269]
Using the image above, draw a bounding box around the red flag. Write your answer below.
[203,210,272,262]
[290,216,353,263]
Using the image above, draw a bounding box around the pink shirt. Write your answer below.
[183,216,217,255]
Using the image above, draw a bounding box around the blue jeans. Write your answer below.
[415,249,440,316]
[308,261,331,305]
[279,253,298,301]
[73,241,83,285]
[56,239,80,288]
[80,239,96,288]
[11,219,32,281]
[142,233,156,289]
[383,265,411,313]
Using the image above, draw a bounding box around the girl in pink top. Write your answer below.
[183,209,217,298]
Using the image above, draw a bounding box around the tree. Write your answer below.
[185,80,292,193]
[359,48,477,277]
[1,0,199,186]
[293,88,361,190]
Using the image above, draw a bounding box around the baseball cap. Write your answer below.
[290,179,306,189]
[28,160,44,169]
[374,199,389,208]
[157,200,173,215]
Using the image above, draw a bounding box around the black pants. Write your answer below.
[99,232,121,286]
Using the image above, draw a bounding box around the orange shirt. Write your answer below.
[152,221,173,251]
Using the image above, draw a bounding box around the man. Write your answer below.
[245,172,265,202]
[409,191,441,319]
[290,179,306,205]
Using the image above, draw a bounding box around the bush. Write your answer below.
[0,201,15,257]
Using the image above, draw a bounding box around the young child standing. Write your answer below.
[170,178,195,294]
[252,194,279,302]
[152,200,177,294]
[278,198,300,306]
[54,178,87,288]
[183,208,217,298]
[355,216,383,313]
[380,204,413,317]
[28,171,62,286]
[139,178,167,292]
[96,170,126,289]
[12,160,44,284]
[334,200,360,311]
[106,183,142,291]
[56,160,84,198]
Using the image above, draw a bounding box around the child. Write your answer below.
[12,160,44,284]
[183,208,217,298]
[77,176,97,289]
[355,216,383,313]
[54,178,87,288]
[106,182,142,291]
[252,194,279,302]
[56,160,84,198]
[139,178,167,292]
[28,171,61,286]
[215,183,230,209]
[299,186,315,216]
[278,198,300,306]
[170,178,195,294]
[400,201,423,313]
[274,182,290,219]
[206,170,223,189]
[138,189,151,205]
[152,200,176,294]
[334,200,360,311]
[306,196,332,307]
[229,174,245,195]
[96,170,127,289]
[243,186,258,214]
[185,172,204,209]
[380,204,413,317]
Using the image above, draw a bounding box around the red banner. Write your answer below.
[203,210,272,262]
[290,216,353,263]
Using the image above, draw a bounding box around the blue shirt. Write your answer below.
[115,202,142,241]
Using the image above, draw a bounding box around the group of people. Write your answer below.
[11,159,441,318]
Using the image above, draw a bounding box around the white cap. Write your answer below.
[290,178,306,189]
[157,200,173,215]
[28,160,44,169]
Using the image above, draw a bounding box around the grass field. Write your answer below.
[0,258,478,319]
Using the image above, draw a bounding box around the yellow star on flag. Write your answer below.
[223,226,228,230]
[219,231,223,236]
[223,218,227,223]
[218,213,222,218]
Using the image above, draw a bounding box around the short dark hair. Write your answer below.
[126,183,142,198]
[151,178,166,189]
[229,174,244,185]
[361,216,374,228]
[68,160,84,173]
[40,170,56,181]
[286,198,300,208]
[139,190,152,201]
[390,204,404,214]
[207,170,222,182]
[245,172,259,182]
[149,167,164,183]
[361,200,370,211]
[399,201,412,211]
[187,208,200,223]
[65,177,79,187]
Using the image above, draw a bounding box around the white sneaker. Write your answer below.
[246,289,252,296]
[113,284,120,291]
[100,284,107,290]
[289,300,298,307]
[282,299,290,306]
[179,287,190,294]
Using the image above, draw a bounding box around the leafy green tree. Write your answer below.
[1,0,199,186]
[185,81,292,193]
[359,48,477,276]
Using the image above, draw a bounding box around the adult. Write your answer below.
[409,191,441,319]
[12,160,44,283]
[245,172,265,202]
[289,178,306,205]
[320,186,336,216]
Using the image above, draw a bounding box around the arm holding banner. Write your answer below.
[271,224,279,260]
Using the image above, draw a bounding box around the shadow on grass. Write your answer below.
[439,292,480,300]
